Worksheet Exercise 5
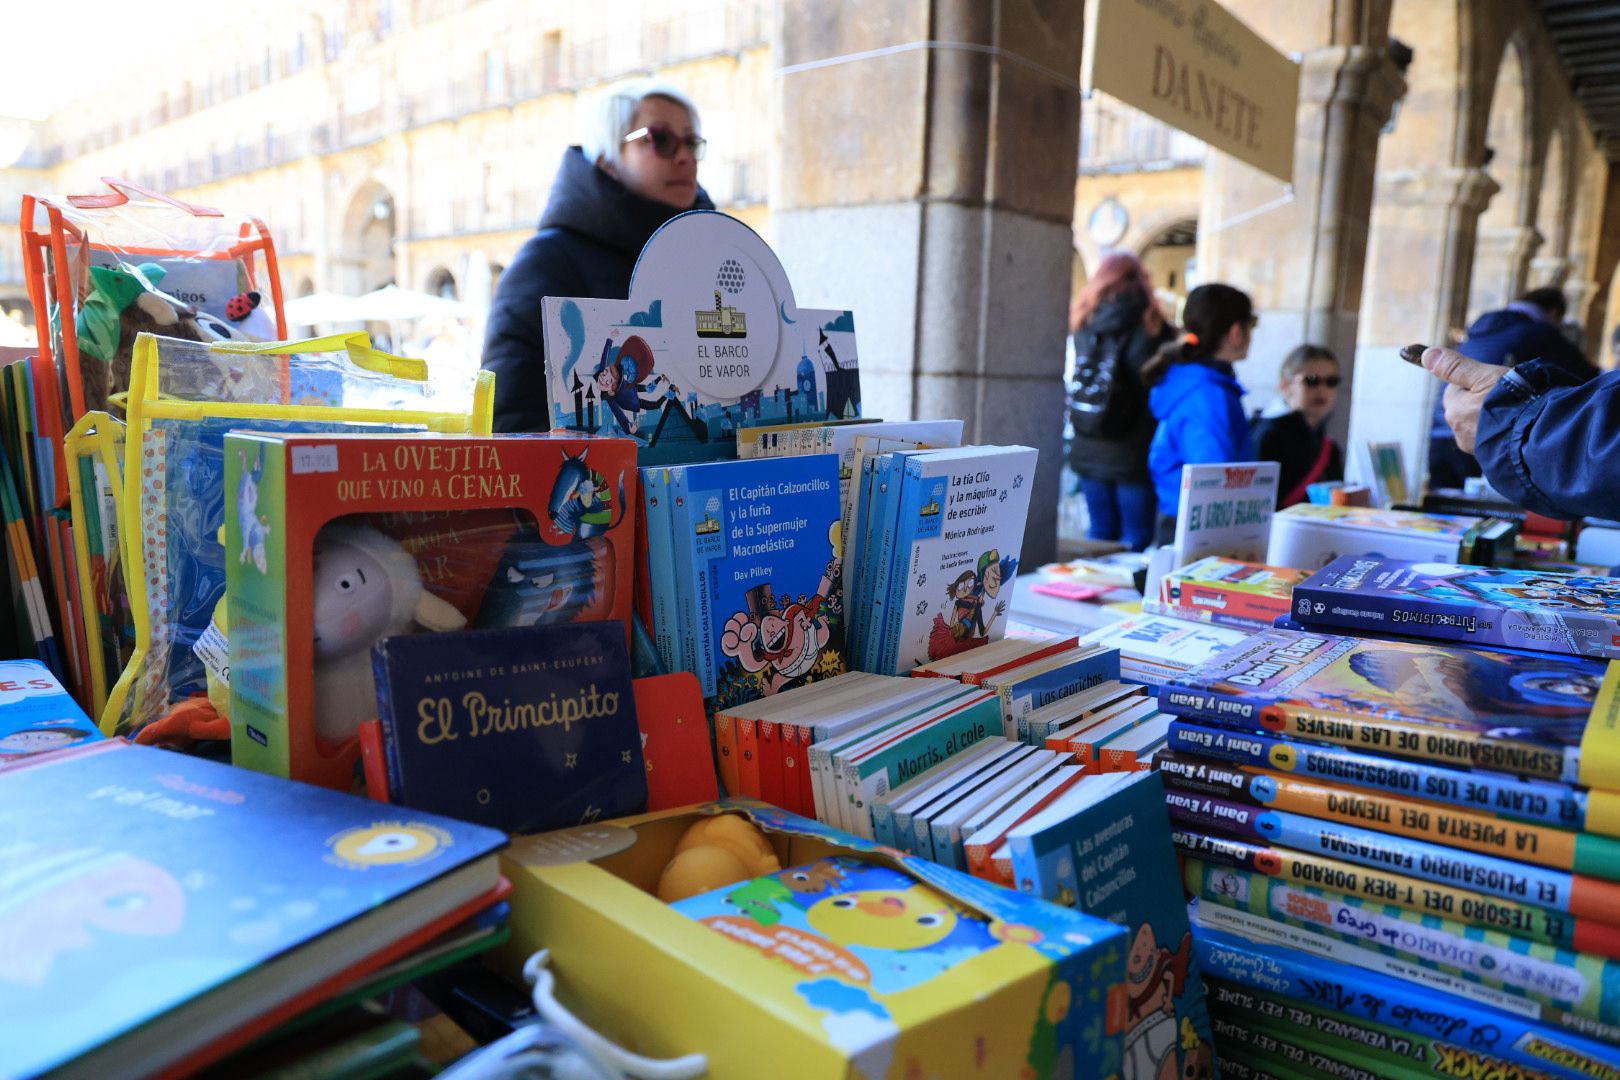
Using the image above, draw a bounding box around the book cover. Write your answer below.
[1005,770,1215,1080]
[1292,556,1620,660]
[0,659,102,756]
[1147,556,1306,632]
[668,454,845,707]
[1077,615,1246,686]
[1160,629,1610,784]
[539,211,861,465]
[633,673,717,810]
[1265,504,1485,571]
[983,647,1121,731]
[0,740,504,1080]
[883,446,1038,675]
[1165,718,1591,833]
[373,622,645,833]
[1169,461,1279,569]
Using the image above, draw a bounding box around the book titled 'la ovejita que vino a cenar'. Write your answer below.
[1160,628,1620,786]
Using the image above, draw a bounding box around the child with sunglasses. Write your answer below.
[1251,344,1343,508]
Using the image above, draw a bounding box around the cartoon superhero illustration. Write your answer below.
[0,845,186,987]
[1121,922,1193,1080]
[547,447,625,541]
[592,335,666,437]
[720,560,839,695]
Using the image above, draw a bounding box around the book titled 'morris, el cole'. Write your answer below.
[372,621,646,833]
[1292,555,1620,660]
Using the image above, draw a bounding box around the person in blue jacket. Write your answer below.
[482,79,713,432]
[1424,345,1618,521]
[1144,283,1258,546]
[1428,287,1597,489]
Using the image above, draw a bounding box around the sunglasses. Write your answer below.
[623,124,707,161]
[1297,374,1342,388]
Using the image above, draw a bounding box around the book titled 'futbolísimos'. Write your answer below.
[372,621,646,833]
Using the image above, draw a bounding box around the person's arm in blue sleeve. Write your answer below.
[1473,359,1620,519]
[480,241,578,433]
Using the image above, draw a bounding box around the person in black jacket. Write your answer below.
[1251,344,1344,507]
[482,79,714,432]
[1066,252,1176,551]
[1428,287,1597,489]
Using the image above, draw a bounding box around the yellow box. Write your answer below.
[496,799,1128,1079]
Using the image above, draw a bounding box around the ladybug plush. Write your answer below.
[225,291,262,322]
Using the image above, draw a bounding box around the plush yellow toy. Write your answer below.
[655,815,782,903]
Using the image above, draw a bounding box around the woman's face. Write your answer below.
[611,96,700,209]
[1283,359,1340,425]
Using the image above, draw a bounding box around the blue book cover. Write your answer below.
[1006,770,1215,1080]
[372,622,645,833]
[1166,719,1588,831]
[862,450,912,672]
[0,659,102,757]
[668,455,845,707]
[0,740,504,1080]
[1192,921,1620,1080]
[1292,556,1620,659]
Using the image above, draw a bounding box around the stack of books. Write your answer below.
[1154,625,1620,1079]
[1266,504,1519,571]
[1076,613,1247,686]
[1143,554,1308,631]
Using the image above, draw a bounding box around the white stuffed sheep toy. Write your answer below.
[311,524,466,744]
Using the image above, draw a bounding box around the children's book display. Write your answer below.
[0,739,506,1080]
[0,658,102,757]
[1077,613,1248,686]
[223,431,634,792]
[1291,555,1620,659]
[1146,461,1278,597]
[1144,555,1306,632]
[1265,503,1518,571]
[541,210,861,465]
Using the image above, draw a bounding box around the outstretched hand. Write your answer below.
[1421,346,1508,454]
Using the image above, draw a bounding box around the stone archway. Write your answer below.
[1468,35,1540,319]
[335,180,397,297]
[1530,123,1574,287]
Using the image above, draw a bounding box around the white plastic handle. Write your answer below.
[523,949,709,1079]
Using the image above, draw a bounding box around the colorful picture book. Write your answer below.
[0,658,102,757]
[540,211,861,465]
[1160,628,1613,784]
[0,739,505,1080]
[1005,770,1215,1080]
[1077,614,1248,686]
[372,621,646,834]
[854,445,1038,675]
[1291,556,1620,660]
[645,452,846,712]
[1145,555,1307,631]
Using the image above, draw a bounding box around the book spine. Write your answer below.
[795,725,817,819]
[863,454,906,673]
[808,740,840,825]
[1170,825,1589,951]
[677,471,719,696]
[1192,910,1620,1078]
[1167,719,1588,831]
[1205,1011,1401,1080]
[1186,859,1620,1032]
[1154,750,1620,880]
[712,712,740,798]
[1066,714,1151,770]
[1165,787,1616,922]
[1001,651,1121,726]
[664,467,705,688]
[879,470,924,677]
[1159,684,1575,782]
[853,698,1000,839]
[639,468,680,677]
[1203,978,1576,1080]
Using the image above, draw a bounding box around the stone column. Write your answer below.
[1528,256,1571,289]
[1197,45,1405,445]
[1350,166,1497,493]
[773,1,1084,565]
[1467,225,1544,318]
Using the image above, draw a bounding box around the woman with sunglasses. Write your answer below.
[1251,345,1344,508]
[1142,283,1257,547]
[483,79,712,432]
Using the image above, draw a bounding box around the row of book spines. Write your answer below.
[1165,718,1597,835]
[1169,822,1620,957]
[1185,860,1620,1031]
[1159,685,1581,783]
[1166,786,1620,925]
[1153,748,1620,881]
[1205,993,1533,1080]
[1190,914,1620,1075]
[713,713,816,818]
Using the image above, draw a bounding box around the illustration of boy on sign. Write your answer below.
[929,548,1016,660]
[593,335,666,437]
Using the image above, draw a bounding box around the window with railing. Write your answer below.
[1080,96,1205,174]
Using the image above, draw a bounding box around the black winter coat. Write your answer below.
[1067,294,1175,484]
[481,147,714,432]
